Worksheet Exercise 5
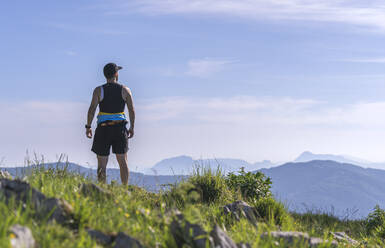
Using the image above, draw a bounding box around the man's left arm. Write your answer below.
[86,87,99,138]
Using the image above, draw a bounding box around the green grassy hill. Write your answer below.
[0,166,383,247]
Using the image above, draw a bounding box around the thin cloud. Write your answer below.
[186,58,235,77]
[47,23,127,35]
[103,0,385,32]
[342,57,385,63]
[65,50,77,56]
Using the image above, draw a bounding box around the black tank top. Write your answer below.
[99,83,125,113]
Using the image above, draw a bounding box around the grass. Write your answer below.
[0,164,384,247]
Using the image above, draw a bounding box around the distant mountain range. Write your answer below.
[295,151,385,170]
[0,163,186,192]
[259,160,385,218]
[144,151,385,176]
[146,155,275,175]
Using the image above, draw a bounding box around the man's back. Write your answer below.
[86,63,135,185]
[99,83,125,113]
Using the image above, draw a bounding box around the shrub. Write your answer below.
[253,197,289,226]
[226,168,272,202]
[163,182,201,208]
[188,166,231,204]
[366,205,385,238]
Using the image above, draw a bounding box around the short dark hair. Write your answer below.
[103,63,123,79]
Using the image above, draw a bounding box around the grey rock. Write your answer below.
[170,213,214,248]
[210,225,237,248]
[222,201,257,223]
[87,229,113,246]
[331,232,358,245]
[0,179,73,224]
[265,231,310,243]
[309,237,325,247]
[10,224,35,248]
[0,170,12,179]
[79,183,112,199]
[113,232,143,248]
[237,243,251,248]
[262,231,337,247]
[36,197,73,224]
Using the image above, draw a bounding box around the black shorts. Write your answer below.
[91,123,129,156]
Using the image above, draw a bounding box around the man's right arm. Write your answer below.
[123,86,135,138]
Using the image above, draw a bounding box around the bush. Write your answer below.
[366,205,385,238]
[188,166,232,204]
[163,182,201,208]
[253,197,289,226]
[226,168,272,202]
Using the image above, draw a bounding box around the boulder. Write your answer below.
[0,170,12,179]
[87,229,113,246]
[210,225,237,248]
[265,231,309,243]
[87,229,143,248]
[0,179,73,224]
[170,212,214,248]
[222,201,257,223]
[331,232,358,245]
[237,243,251,248]
[262,231,337,247]
[114,232,143,248]
[10,224,35,248]
[79,183,112,199]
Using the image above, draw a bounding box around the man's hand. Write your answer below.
[86,128,93,139]
[127,127,134,139]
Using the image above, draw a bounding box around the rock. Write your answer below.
[79,183,112,199]
[0,179,73,224]
[114,232,143,248]
[309,237,326,247]
[222,201,257,223]
[262,231,337,247]
[331,232,358,245]
[265,231,310,243]
[170,212,214,248]
[0,170,12,179]
[210,225,237,248]
[237,243,251,248]
[36,197,73,224]
[87,229,113,246]
[10,224,35,248]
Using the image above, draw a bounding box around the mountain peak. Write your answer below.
[295,151,356,165]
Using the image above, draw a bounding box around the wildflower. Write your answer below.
[125,213,130,218]
[9,233,16,239]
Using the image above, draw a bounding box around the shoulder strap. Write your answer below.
[99,85,104,102]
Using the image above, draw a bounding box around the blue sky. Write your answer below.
[2,0,385,169]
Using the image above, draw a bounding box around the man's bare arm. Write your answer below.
[87,87,100,128]
[123,86,135,137]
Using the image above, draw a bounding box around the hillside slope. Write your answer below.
[0,166,377,247]
[259,160,385,218]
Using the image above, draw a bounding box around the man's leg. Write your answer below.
[116,153,129,185]
[97,155,109,183]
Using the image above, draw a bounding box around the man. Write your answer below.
[86,63,135,185]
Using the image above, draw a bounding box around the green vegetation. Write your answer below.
[226,167,272,201]
[366,205,385,239]
[0,165,384,247]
